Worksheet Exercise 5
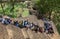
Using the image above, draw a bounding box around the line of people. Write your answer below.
[43,18,54,34]
[14,20,43,33]
[0,16,12,25]
[0,15,54,34]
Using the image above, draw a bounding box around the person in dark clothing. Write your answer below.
[4,20,8,25]
[7,19,12,24]
[39,27,43,33]
[3,18,8,25]
[44,20,54,34]
[33,24,39,33]
[18,20,24,28]
[23,20,28,28]
[14,21,19,27]
[29,23,34,30]
[48,26,54,34]
[44,22,51,32]
[3,18,12,25]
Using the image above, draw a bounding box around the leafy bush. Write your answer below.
[0,2,27,18]
[53,11,60,34]
[56,24,60,34]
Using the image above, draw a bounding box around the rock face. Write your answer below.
[0,23,8,39]
[0,16,60,39]
[0,23,48,39]
[0,23,24,39]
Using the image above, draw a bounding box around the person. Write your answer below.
[2,18,5,24]
[22,20,28,28]
[14,21,19,27]
[44,22,51,32]
[29,23,35,31]
[33,24,39,33]
[3,18,10,25]
[3,18,12,25]
[18,20,23,28]
[39,27,44,33]
[44,20,54,34]
[48,26,54,34]
[7,18,12,23]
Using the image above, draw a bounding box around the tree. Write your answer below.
[35,0,60,20]
[0,0,5,15]
[10,0,15,12]
[35,0,60,34]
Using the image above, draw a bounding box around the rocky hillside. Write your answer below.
[0,15,60,39]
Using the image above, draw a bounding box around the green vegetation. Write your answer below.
[34,0,60,19]
[0,2,29,18]
[22,8,29,17]
[0,0,60,34]
[53,11,60,34]
[56,24,60,34]
[35,0,60,34]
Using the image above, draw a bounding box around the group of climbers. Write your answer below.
[13,20,43,33]
[13,19,54,34]
[44,21,54,34]
[43,18,54,34]
[0,15,54,34]
[0,16,12,25]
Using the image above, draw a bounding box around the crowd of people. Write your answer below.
[0,15,54,34]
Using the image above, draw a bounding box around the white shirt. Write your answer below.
[2,18,5,23]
